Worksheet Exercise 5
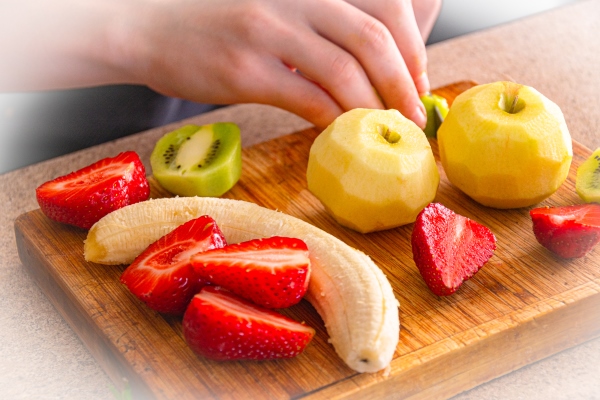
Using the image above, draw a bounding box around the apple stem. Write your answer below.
[509,94,520,114]
[502,82,524,114]
[379,126,401,144]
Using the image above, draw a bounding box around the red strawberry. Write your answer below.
[36,151,149,229]
[183,286,315,361]
[121,216,226,315]
[530,203,600,258]
[411,203,496,296]
[190,236,311,308]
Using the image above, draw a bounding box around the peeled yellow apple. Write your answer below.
[438,81,572,209]
[306,108,439,233]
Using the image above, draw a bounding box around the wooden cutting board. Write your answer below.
[14,82,600,399]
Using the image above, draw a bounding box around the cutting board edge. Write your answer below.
[13,213,157,400]
[300,283,600,399]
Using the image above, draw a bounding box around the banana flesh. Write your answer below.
[84,197,399,373]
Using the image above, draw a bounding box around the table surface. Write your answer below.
[2,1,599,398]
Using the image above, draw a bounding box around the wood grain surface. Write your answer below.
[14,82,600,399]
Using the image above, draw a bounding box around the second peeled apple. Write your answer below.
[438,81,573,208]
[306,108,439,233]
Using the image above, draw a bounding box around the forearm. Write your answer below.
[0,0,144,92]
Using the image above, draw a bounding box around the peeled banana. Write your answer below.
[84,197,399,373]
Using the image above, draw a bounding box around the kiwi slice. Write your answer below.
[576,148,600,203]
[151,123,242,197]
[420,93,449,138]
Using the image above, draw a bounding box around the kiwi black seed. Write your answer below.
[193,139,221,169]
[162,144,177,165]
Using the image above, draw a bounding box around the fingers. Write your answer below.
[244,58,345,130]
[267,70,345,130]
[347,0,430,95]
[275,25,385,113]
[142,0,348,130]
[135,0,431,130]
[379,0,431,95]
[308,0,426,128]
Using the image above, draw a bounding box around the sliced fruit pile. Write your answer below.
[36,151,149,229]
[85,196,400,373]
[33,147,317,362]
[119,214,313,360]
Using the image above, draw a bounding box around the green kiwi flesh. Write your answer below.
[576,147,600,203]
[150,123,242,197]
[420,93,449,138]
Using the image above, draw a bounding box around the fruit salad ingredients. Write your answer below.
[411,203,496,296]
[120,216,227,315]
[576,148,600,203]
[420,93,449,138]
[183,286,315,361]
[191,236,310,309]
[84,196,399,373]
[36,151,149,229]
[438,81,572,208]
[530,204,600,258]
[306,108,439,233]
[151,123,242,197]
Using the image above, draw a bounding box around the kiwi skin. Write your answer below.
[576,148,600,203]
[150,123,242,197]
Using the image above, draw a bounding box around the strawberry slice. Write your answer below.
[36,151,149,229]
[190,236,311,308]
[530,203,600,258]
[183,286,315,361]
[411,203,496,296]
[121,216,226,315]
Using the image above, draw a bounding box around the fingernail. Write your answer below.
[413,102,427,130]
[416,71,430,97]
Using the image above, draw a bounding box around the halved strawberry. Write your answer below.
[36,151,149,229]
[411,203,496,296]
[120,216,226,315]
[530,203,600,258]
[190,236,311,308]
[183,286,315,361]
